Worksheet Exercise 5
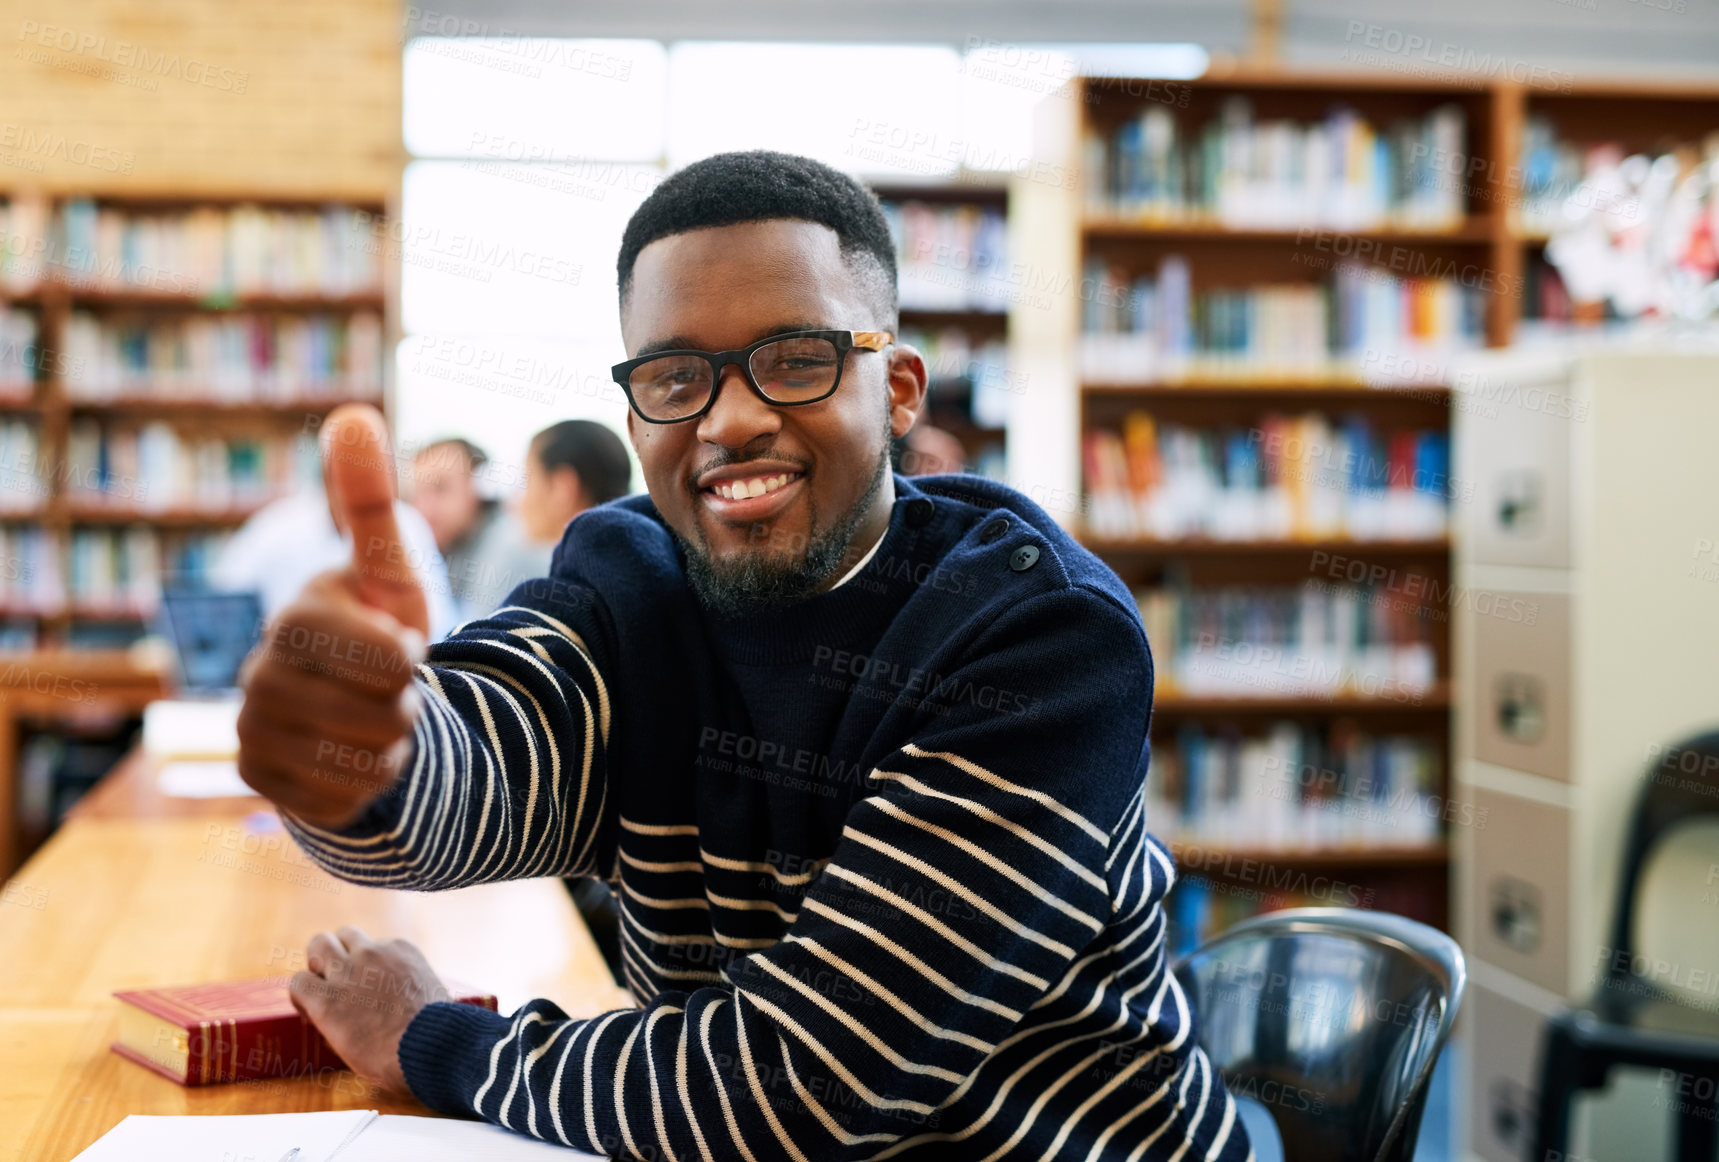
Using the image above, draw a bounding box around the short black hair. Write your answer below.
[617,149,898,325]
[532,420,632,506]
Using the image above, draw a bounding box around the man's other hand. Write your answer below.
[290,925,449,1100]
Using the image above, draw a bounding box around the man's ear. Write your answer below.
[885,341,929,440]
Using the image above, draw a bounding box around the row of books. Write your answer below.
[1146,721,1444,850]
[0,420,44,512]
[39,199,384,298]
[65,422,320,511]
[898,326,1014,429]
[0,526,230,616]
[61,311,385,401]
[1084,98,1468,229]
[1135,582,1439,698]
[0,525,67,611]
[0,307,39,395]
[1079,255,1485,382]
[879,200,1011,311]
[0,194,50,293]
[1083,412,1451,541]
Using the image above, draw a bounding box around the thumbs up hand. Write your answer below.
[324,403,431,641]
[236,404,429,829]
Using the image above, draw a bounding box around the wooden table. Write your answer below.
[0,749,633,1161]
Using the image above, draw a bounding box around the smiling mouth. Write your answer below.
[696,469,807,524]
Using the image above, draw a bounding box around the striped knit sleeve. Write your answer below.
[279,582,615,888]
[393,588,1236,1160]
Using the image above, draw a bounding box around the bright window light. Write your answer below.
[404,38,668,160]
[956,43,1206,171]
[399,159,660,341]
[394,335,636,496]
[1026,43,1208,79]
[666,42,964,177]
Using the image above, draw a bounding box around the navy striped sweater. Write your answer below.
[283,473,1251,1162]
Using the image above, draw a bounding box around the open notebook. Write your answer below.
[72,1110,605,1160]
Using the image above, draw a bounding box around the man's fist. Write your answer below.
[235,405,430,829]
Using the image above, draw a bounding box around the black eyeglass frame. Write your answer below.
[610,328,894,425]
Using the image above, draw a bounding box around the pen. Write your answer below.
[277,1150,300,1162]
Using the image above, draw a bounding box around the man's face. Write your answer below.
[409,446,482,554]
[620,219,925,612]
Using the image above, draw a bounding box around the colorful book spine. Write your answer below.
[1133,580,1439,698]
[1084,411,1449,540]
[1145,720,1444,850]
[879,199,1011,311]
[61,311,383,401]
[65,421,320,512]
[0,307,39,396]
[54,200,383,297]
[1092,97,1468,230]
[896,325,1014,429]
[1079,256,1482,384]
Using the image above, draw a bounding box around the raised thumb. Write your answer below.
[322,403,431,639]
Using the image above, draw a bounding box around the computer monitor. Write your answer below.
[157,589,266,697]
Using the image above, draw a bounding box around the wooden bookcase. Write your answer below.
[1008,70,1719,950]
[0,190,393,876]
[871,181,1012,475]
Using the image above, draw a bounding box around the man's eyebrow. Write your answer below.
[633,321,831,359]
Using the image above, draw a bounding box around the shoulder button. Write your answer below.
[1009,544,1040,572]
[980,517,1010,544]
[905,497,934,528]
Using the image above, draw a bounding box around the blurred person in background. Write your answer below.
[409,436,533,624]
[212,418,457,641]
[892,421,967,475]
[518,418,633,546]
[408,437,491,562]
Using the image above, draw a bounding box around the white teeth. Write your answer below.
[714,474,794,500]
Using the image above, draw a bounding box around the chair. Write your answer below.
[1534,728,1719,1162]
[1173,906,1466,1162]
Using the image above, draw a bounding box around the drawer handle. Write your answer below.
[1494,672,1546,744]
[1496,469,1543,535]
[1490,874,1543,953]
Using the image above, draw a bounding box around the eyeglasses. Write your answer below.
[611,329,893,425]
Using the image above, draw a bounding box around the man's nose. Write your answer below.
[696,362,782,448]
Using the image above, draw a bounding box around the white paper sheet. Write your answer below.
[157,759,256,798]
[71,1109,377,1162]
[332,1115,605,1160]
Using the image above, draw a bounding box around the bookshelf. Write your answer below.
[1504,81,1719,332]
[871,182,1013,477]
[0,190,393,875]
[1008,70,1534,951]
[1007,69,1719,957]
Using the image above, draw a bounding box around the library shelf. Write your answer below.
[1160,841,1451,869]
[62,504,267,527]
[1150,684,1453,717]
[897,307,1009,328]
[1081,378,1453,398]
[1082,536,1450,558]
[53,289,385,312]
[1080,218,1495,244]
[65,396,378,416]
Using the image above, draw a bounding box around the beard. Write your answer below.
[676,425,892,618]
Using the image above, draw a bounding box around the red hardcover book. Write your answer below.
[111,976,498,1085]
